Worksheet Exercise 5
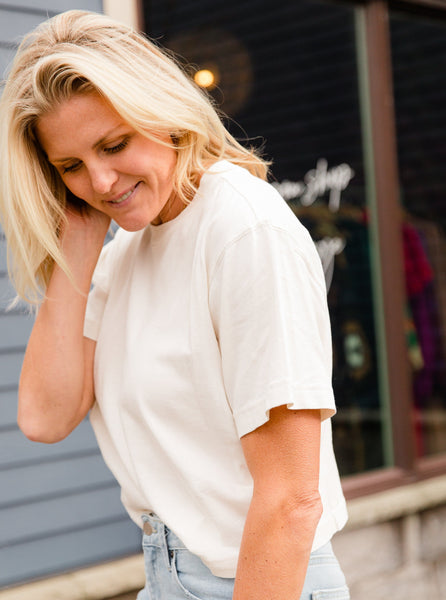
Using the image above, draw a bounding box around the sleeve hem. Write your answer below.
[235,389,336,438]
[83,317,99,341]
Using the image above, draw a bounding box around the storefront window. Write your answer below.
[391,10,446,458]
[144,0,389,475]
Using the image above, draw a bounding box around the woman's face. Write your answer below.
[36,92,184,230]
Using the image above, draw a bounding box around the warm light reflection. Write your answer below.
[194,69,216,88]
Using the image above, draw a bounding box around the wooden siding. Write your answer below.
[0,1,140,590]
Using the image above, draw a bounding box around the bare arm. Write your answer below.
[18,206,110,443]
[233,405,323,600]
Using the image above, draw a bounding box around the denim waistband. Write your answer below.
[141,513,187,550]
[137,514,349,599]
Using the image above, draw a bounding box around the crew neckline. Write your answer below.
[147,160,233,237]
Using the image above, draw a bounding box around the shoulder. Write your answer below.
[198,161,317,260]
[200,161,290,224]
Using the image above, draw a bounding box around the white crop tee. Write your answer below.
[84,161,348,577]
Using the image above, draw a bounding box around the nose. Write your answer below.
[89,164,118,196]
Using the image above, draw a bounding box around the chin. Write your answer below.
[117,218,152,232]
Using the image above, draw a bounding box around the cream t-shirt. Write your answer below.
[84,161,348,577]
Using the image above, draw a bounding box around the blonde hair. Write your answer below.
[0,9,268,306]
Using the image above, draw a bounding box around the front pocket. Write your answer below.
[171,548,208,600]
[312,585,350,599]
[171,548,234,600]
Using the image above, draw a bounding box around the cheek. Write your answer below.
[63,178,91,203]
[158,148,178,184]
[137,140,177,179]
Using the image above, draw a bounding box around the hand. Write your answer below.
[63,192,111,243]
[58,195,111,285]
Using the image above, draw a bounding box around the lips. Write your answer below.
[107,182,140,205]
[109,189,132,204]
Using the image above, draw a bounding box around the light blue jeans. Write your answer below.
[137,514,350,600]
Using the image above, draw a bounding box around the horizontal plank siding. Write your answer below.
[0,453,115,507]
[0,390,19,428]
[1,485,127,547]
[0,10,44,45]
[0,313,33,350]
[0,519,139,588]
[0,0,103,13]
[0,46,17,81]
[0,0,140,589]
[0,421,100,469]
[0,236,7,273]
[0,351,23,389]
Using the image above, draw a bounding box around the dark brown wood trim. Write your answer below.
[363,1,416,472]
[343,0,446,499]
[341,466,416,499]
[416,455,446,480]
[135,0,145,31]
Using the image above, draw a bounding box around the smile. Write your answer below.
[107,182,141,205]
[109,188,134,204]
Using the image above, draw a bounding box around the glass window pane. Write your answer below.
[144,0,389,475]
[391,10,446,458]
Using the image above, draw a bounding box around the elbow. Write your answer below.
[254,486,323,537]
[18,418,69,444]
[18,420,70,444]
[17,403,71,444]
[284,491,323,537]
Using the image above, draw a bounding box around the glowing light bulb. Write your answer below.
[194,69,216,88]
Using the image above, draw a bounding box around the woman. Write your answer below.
[0,10,349,600]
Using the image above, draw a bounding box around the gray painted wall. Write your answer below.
[0,1,140,589]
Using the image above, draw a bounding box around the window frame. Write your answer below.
[343,0,446,499]
[137,0,446,498]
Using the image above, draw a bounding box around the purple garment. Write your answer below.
[410,283,437,405]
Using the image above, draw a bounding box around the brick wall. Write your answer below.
[332,476,446,600]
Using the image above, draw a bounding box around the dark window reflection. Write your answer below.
[391,11,446,458]
[144,0,386,475]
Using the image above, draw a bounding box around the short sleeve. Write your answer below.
[83,239,115,341]
[209,223,336,438]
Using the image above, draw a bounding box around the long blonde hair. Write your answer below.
[0,9,268,306]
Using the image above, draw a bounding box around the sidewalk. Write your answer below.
[0,555,145,600]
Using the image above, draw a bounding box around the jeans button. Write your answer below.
[143,521,154,535]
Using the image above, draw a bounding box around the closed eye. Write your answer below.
[63,161,82,174]
[103,138,129,154]
[59,136,130,174]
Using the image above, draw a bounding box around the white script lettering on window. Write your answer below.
[315,236,346,290]
[273,159,355,212]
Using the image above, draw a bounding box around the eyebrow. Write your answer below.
[49,124,127,164]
